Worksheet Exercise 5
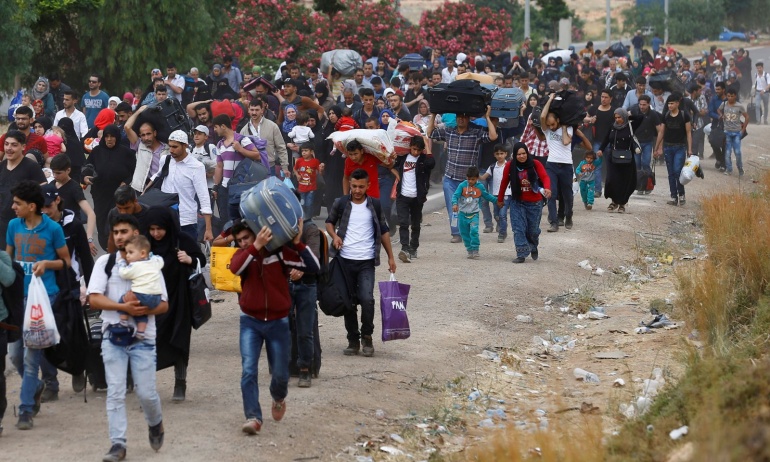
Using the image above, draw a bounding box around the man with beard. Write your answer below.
[124,107,170,193]
[53,91,88,139]
[186,102,216,144]
[0,107,48,160]
[239,101,289,178]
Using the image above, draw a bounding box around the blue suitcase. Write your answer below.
[239,177,303,253]
[490,87,525,122]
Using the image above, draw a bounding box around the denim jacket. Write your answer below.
[325,195,388,266]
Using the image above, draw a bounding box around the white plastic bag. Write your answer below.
[679,155,700,185]
[23,275,60,349]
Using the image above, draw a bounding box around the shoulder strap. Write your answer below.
[104,252,117,277]
[203,143,211,156]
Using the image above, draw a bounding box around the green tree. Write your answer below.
[79,0,217,94]
[0,1,37,89]
[537,0,570,40]
[313,0,346,21]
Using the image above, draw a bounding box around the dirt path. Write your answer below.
[3,127,769,461]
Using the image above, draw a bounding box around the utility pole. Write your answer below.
[525,0,530,39]
[664,0,669,43]
[605,0,611,47]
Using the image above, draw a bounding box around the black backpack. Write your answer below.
[44,267,90,376]
[1,260,26,342]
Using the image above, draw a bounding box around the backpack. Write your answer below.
[239,130,271,170]
[1,260,26,342]
[44,267,90,376]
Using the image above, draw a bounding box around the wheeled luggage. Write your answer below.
[636,163,656,192]
[239,176,303,252]
[134,98,193,143]
[288,312,322,378]
[398,53,426,71]
[427,79,493,117]
[490,87,525,122]
[748,101,757,124]
[648,71,684,95]
[85,309,108,391]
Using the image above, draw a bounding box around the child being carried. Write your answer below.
[118,235,165,339]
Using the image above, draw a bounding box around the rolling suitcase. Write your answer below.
[134,98,193,143]
[427,79,492,117]
[398,53,426,71]
[239,176,303,252]
[748,101,757,124]
[490,87,525,122]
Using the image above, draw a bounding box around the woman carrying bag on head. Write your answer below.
[144,207,206,402]
[596,108,641,213]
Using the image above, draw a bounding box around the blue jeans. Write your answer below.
[724,131,743,173]
[289,282,317,370]
[754,92,769,123]
[118,293,162,327]
[442,176,463,236]
[339,257,375,342]
[378,173,396,231]
[102,338,162,446]
[496,198,510,238]
[300,191,315,220]
[240,314,290,421]
[18,292,58,414]
[546,162,574,226]
[636,141,654,176]
[663,145,686,198]
[592,141,604,194]
[510,200,543,258]
[480,196,493,229]
[180,224,198,241]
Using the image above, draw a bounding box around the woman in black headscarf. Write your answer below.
[56,117,87,182]
[499,142,551,263]
[319,106,346,212]
[84,124,136,250]
[205,64,237,100]
[145,207,206,401]
[597,108,640,213]
[314,81,335,112]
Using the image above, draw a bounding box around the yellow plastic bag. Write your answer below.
[210,246,242,293]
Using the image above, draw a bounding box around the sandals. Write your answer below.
[607,203,618,212]
[618,205,626,213]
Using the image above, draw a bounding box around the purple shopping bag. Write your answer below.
[379,274,411,341]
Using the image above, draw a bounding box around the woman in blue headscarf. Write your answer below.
[378,108,395,129]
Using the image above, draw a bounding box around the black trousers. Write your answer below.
[396,196,423,252]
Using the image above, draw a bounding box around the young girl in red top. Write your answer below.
[497,142,551,263]
[293,142,324,219]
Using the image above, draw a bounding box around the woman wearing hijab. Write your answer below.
[56,117,87,182]
[31,77,56,119]
[319,106,346,212]
[144,206,206,402]
[314,81,336,112]
[596,108,640,213]
[497,142,551,263]
[378,108,395,129]
[206,64,237,100]
[84,125,136,250]
[83,108,116,140]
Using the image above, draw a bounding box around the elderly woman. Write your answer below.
[596,108,640,213]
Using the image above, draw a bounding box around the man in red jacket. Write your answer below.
[229,220,319,435]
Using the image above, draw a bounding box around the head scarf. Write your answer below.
[418,99,430,114]
[31,77,50,100]
[282,104,298,133]
[209,64,226,82]
[56,117,78,140]
[101,124,122,147]
[94,108,116,130]
[328,106,342,123]
[306,109,321,135]
[378,108,395,129]
[35,116,53,132]
[314,81,330,102]
[613,107,629,130]
[510,142,539,201]
[144,206,181,270]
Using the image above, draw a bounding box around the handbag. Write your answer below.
[611,130,633,164]
[318,257,355,317]
[141,156,179,208]
[189,261,212,329]
[378,274,411,341]
[210,246,242,292]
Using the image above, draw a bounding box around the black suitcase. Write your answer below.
[427,79,492,117]
[398,53,426,71]
[748,101,757,123]
[288,309,322,378]
[85,310,108,391]
[135,98,193,144]
[648,71,684,95]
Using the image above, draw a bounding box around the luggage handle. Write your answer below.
[445,95,459,103]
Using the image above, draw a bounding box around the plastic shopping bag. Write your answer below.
[7,90,23,122]
[679,155,702,185]
[23,275,60,349]
[210,246,242,292]
[378,274,411,341]
[189,261,212,329]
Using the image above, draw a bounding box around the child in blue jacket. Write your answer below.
[452,166,498,259]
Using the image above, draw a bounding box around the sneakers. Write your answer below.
[557,218,565,227]
[40,388,58,403]
[531,250,539,261]
[32,382,45,416]
[679,195,686,205]
[666,197,679,206]
[16,413,33,430]
[242,418,262,435]
[607,203,618,212]
[343,340,360,356]
[467,251,479,259]
[409,250,418,259]
[102,443,126,462]
[482,226,494,233]
[497,235,505,243]
[172,379,186,402]
[298,369,311,388]
[547,223,558,233]
[565,217,573,229]
[512,257,525,263]
[361,335,375,357]
[149,421,164,451]
[450,235,462,243]
[271,400,287,421]
[586,204,593,210]
[398,250,411,263]
[72,372,86,393]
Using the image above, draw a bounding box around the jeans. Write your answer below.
[118,293,162,327]
[239,314,290,422]
[180,224,198,241]
[458,212,480,252]
[289,282,317,370]
[442,176,463,236]
[217,184,231,225]
[636,141,654,176]
[664,145,686,198]
[724,131,744,173]
[102,338,162,446]
[510,200,543,258]
[755,92,769,122]
[17,292,58,414]
[9,339,60,395]
[300,191,315,220]
[495,198,510,238]
[338,257,375,342]
[591,141,604,194]
[396,196,423,252]
[378,172,396,232]
[546,162,574,226]
[579,180,595,205]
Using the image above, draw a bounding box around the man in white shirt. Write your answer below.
[754,61,770,124]
[441,60,458,83]
[164,63,185,102]
[151,130,213,242]
[53,90,89,138]
[541,93,575,232]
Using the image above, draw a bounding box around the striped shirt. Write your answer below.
[216,134,257,187]
[430,126,491,181]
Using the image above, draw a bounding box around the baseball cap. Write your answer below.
[194,125,209,136]
[168,130,189,144]
[282,78,300,88]
[383,88,396,98]
[42,183,59,206]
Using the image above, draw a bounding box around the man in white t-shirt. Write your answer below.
[163,63,186,102]
[754,62,770,124]
[326,169,397,358]
[394,137,435,262]
[540,93,575,232]
[87,214,167,462]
